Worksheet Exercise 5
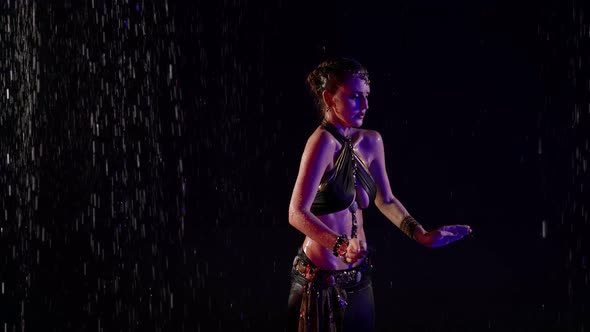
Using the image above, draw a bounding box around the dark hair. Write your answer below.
[306,57,370,114]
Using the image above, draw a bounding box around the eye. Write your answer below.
[350,93,369,100]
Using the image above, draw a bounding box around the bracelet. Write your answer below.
[400,215,421,240]
[332,234,349,257]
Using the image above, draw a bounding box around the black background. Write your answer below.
[1,0,589,331]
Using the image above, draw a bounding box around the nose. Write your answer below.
[360,96,369,110]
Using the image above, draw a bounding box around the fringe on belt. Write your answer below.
[291,248,372,332]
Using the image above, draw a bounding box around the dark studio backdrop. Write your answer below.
[1,0,588,331]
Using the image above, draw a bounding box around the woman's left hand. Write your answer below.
[418,225,472,248]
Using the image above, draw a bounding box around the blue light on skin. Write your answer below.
[124,18,129,29]
[135,4,140,12]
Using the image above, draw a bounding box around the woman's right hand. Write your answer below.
[344,238,368,264]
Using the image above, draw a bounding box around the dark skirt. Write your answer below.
[287,248,375,332]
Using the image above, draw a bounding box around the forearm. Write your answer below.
[375,195,410,227]
[288,208,340,251]
[376,197,428,244]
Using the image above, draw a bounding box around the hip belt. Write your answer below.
[291,248,372,290]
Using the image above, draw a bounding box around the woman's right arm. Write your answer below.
[288,131,341,251]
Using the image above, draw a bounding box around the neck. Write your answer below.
[323,118,352,137]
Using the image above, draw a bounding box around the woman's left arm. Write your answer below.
[367,131,472,248]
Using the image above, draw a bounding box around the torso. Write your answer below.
[303,126,377,270]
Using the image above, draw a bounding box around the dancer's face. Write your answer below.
[325,76,370,128]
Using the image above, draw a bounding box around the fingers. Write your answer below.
[430,225,474,248]
[344,239,368,263]
[459,225,473,236]
[358,239,368,254]
[439,225,473,236]
[448,226,473,244]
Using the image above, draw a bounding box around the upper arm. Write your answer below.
[367,131,396,205]
[366,130,411,228]
[289,131,335,214]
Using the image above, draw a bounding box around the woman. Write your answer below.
[287,57,472,331]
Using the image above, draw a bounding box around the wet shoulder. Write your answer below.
[304,127,339,155]
[354,128,383,165]
[354,128,382,146]
[311,126,339,145]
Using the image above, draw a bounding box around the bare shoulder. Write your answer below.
[354,128,384,166]
[302,127,338,157]
[354,128,384,146]
[308,126,338,146]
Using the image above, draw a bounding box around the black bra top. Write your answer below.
[310,122,378,216]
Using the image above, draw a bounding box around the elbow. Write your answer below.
[289,206,314,232]
[288,206,303,228]
[288,214,297,227]
[375,197,395,213]
[376,195,396,208]
[374,198,387,210]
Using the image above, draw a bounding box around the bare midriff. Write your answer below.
[302,208,367,270]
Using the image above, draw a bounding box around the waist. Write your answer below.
[291,248,372,290]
